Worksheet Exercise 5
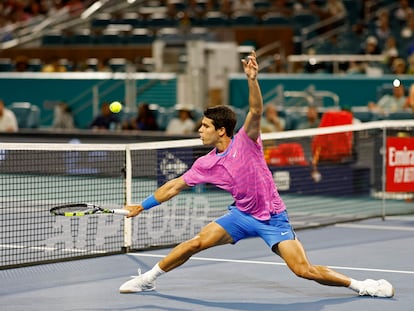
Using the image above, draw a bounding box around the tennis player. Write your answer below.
[120,51,394,298]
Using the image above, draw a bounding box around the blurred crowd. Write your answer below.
[1,1,414,133]
[0,0,88,42]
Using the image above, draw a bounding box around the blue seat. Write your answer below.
[0,58,13,71]
[146,13,178,28]
[71,30,94,45]
[27,58,43,72]
[9,102,40,128]
[201,11,229,27]
[42,31,65,45]
[127,28,154,45]
[387,112,414,120]
[91,13,112,28]
[261,13,291,26]
[230,13,258,26]
[108,58,127,72]
[156,107,175,131]
[96,30,123,45]
[119,12,144,27]
[292,11,319,28]
[352,110,378,123]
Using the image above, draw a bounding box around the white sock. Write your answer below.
[348,278,361,293]
[144,263,165,283]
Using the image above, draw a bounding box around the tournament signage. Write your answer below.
[386,137,414,192]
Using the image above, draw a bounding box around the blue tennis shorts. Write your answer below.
[215,206,295,248]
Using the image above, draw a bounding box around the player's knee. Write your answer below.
[183,236,204,253]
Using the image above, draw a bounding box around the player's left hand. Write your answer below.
[241,50,258,80]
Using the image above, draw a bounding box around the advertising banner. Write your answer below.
[386,137,414,192]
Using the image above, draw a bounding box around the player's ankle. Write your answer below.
[348,278,361,292]
[146,263,165,283]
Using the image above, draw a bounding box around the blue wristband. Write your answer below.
[141,195,160,210]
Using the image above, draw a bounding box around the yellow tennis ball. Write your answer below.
[110,101,122,113]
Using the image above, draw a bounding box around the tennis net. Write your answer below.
[1,119,414,268]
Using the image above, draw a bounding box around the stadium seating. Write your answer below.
[0,58,14,72]
[9,102,40,129]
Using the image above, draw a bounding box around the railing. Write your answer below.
[299,13,348,53]
[0,0,146,50]
[287,54,386,74]
[263,84,340,108]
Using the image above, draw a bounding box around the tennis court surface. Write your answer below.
[1,215,413,311]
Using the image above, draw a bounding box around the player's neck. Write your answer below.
[215,136,232,153]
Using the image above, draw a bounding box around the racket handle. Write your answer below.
[113,209,130,216]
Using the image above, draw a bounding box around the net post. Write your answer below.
[123,145,132,252]
[381,126,387,221]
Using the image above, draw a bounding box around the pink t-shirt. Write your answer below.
[183,127,286,220]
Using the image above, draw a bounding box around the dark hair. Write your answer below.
[204,105,237,137]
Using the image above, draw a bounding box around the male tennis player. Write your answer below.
[120,51,394,298]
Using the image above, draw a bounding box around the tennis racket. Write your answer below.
[50,203,129,217]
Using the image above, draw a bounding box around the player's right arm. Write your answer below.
[124,176,188,217]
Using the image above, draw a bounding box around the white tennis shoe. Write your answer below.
[358,279,394,298]
[119,269,156,293]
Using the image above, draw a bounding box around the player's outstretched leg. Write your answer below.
[275,239,394,298]
[120,222,232,293]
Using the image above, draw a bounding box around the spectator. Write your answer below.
[296,105,320,129]
[269,0,293,16]
[0,99,18,132]
[123,102,159,131]
[90,102,120,130]
[52,101,75,130]
[374,9,392,47]
[14,55,29,72]
[348,36,381,74]
[186,0,208,20]
[368,83,408,114]
[401,11,414,40]
[382,36,399,68]
[394,0,413,26]
[260,104,285,132]
[407,54,414,74]
[42,58,67,72]
[166,107,195,135]
[360,36,381,55]
[310,0,346,20]
[391,57,407,75]
[403,83,414,114]
[231,0,255,15]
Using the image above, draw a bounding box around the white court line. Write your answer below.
[0,243,105,254]
[335,223,414,232]
[128,253,414,275]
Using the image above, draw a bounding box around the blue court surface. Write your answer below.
[1,215,413,311]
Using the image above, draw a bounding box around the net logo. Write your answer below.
[157,150,191,185]
[0,149,6,161]
[273,171,290,191]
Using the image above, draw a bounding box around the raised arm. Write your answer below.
[241,51,263,142]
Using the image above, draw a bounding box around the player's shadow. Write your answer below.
[126,293,371,311]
